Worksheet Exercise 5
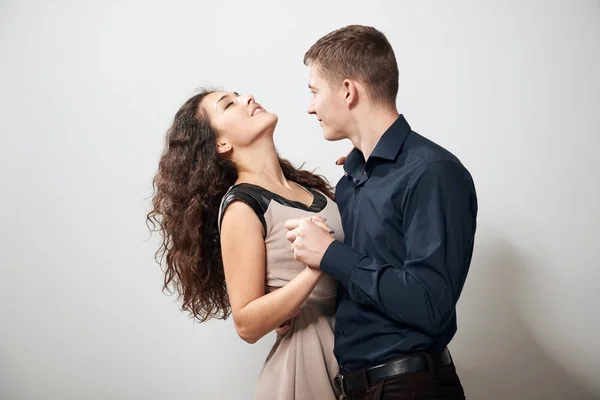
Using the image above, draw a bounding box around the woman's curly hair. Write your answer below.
[147,90,334,322]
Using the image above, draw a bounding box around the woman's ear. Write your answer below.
[216,138,232,154]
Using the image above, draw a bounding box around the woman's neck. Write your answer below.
[235,143,290,190]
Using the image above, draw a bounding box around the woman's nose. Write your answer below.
[240,94,255,105]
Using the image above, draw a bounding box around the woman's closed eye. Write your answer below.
[224,101,234,110]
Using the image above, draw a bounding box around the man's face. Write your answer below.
[307,65,349,141]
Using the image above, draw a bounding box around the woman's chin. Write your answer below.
[262,113,278,132]
[266,112,278,125]
[253,117,278,140]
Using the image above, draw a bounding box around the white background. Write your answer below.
[1,1,599,399]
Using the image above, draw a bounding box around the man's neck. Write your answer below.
[349,107,399,161]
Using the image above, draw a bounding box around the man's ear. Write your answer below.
[343,79,359,108]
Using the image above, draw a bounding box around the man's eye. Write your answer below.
[224,101,234,109]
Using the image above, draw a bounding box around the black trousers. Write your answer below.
[343,363,465,400]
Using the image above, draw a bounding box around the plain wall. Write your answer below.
[1,0,599,399]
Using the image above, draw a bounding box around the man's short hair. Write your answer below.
[304,25,399,106]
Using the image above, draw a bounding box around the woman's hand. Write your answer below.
[335,147,354,165]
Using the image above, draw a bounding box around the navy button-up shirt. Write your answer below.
[321,115,478,371]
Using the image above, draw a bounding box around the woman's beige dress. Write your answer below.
[219,182,344,400]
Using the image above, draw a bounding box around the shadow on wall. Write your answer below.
[451,231,598,400]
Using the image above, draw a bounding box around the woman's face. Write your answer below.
[200,91,278,154]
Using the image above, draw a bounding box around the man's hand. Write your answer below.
[285,217,335,269]
[275,320,292,336]
[275,308,301,336]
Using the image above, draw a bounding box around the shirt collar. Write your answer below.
[343,115,411,176]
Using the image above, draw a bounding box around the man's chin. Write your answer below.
[323,130,344,142]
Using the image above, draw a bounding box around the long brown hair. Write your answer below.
[147,90,334,322]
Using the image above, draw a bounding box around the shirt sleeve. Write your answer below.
[320,161,477,336]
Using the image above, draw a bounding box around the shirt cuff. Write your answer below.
[320,240,362,288]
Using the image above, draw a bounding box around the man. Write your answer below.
[285,25,478,399]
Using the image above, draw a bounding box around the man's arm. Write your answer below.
[321,161,477,336]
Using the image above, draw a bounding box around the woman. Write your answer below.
[147,89,343,399]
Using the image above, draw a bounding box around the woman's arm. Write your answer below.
[220,201,324,344]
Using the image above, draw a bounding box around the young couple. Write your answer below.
[148,25,478,400]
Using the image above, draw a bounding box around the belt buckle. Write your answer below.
[334,373,347,398]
